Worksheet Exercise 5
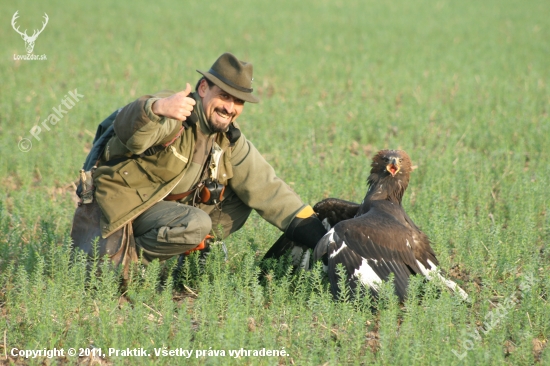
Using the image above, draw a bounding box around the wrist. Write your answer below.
[151,98,163,116]
[144,97,163,123]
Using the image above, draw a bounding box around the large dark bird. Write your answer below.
[313,149,468,301]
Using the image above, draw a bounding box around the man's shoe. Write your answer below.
[173,236,228,282]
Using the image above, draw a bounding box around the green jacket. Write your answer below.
[93,91,306,238]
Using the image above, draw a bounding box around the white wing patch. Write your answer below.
[415,259,430,277]
[427,259,438,269]
[406,239,411,249]
[326,228,335,243]
[330,241,348,258]
[353,258,383,291]
[416,260,469,301]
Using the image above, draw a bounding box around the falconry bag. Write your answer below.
[71,199,139,278]
[70,109,139,277]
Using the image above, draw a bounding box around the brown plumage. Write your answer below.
[313,149,468,301]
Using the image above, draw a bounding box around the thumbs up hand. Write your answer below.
[151,83,196,121]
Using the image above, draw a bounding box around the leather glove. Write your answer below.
[263,206,328,261]
[284,206,327,250]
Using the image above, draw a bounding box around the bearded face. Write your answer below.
[198,81,244,133]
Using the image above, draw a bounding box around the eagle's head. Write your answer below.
[366,149,413,203]
[370,149,412,177]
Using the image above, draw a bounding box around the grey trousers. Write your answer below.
[133,187,252,262]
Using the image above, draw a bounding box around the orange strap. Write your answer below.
[184,234,213,255]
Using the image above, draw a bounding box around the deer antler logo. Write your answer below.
[11,11,49,54]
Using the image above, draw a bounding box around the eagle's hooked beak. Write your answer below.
[386,158,400,176]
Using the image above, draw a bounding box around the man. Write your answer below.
[73,53,326,266]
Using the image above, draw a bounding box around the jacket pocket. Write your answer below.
[93,159,158,224]
[142,149,188,183]
[118,159,148,187]
[116,160,157,199]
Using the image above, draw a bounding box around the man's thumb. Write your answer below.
[180,83,192,96]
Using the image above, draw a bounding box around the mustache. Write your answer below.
[215,108,234,118]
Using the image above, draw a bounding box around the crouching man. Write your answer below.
[71,53,326,271]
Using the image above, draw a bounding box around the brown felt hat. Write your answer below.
[197,53,259,103]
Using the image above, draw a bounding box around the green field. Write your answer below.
[1,0,549,364]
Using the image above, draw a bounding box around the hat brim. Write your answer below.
[197,69,260,103]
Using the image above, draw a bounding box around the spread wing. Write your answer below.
[262,235,311,269]
[314,202,422,301]
[314,198,360,228]
[262,197,359,263]
[263,234,295,260]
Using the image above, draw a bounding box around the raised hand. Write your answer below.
[151,83,196,121]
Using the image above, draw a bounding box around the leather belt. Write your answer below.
[163,189,195,202]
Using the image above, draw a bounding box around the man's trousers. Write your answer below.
[133,186,252,262]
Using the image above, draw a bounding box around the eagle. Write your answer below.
[313,149,469,301]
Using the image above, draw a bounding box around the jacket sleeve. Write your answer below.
[229,135,306,232]
[113,95,182,154]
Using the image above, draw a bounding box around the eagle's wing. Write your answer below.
[262,235,311,269]
[400,212,469,301]
[263,234,295,260]
[314,204,422,301]
[401,211,439,268]
[314,198,360,228]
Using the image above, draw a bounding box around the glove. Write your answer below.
[284,206,328,250]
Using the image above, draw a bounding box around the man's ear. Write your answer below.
[198,79,209,98]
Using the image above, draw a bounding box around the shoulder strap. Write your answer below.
[82,110,119,171]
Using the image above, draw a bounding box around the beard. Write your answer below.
[207,119,229,133]
[207,108,234,133]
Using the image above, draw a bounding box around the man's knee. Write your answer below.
[155,208,212,245]
[134,207,212,262]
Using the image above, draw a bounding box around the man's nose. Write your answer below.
[223,100,235,114]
